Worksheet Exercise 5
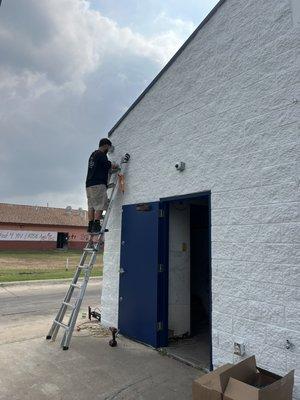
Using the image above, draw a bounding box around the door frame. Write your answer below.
[159,191,213,371]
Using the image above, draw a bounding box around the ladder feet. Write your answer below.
[46,335,52,340]
[62,346,69,351]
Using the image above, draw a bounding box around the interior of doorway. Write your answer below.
[166,194,211,370]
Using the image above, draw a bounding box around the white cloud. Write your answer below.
[154,11,195,35]
[0,0,195,207]
[1,0,190,84]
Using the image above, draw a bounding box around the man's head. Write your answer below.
[99,138,112,154]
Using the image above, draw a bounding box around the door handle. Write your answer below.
[119,267,125,274]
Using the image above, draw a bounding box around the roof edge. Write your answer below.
[108,0,226,137]
[0,202,87,212]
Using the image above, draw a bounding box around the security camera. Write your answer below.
[175,161,185,171]
[121,153,130,163]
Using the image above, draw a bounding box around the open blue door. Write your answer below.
[118,201,168,348]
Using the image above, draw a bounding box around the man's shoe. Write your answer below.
[92,220,102,234]
[87,221,93,233]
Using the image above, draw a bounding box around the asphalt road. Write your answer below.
[0,280,102,344]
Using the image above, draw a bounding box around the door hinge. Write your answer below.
[157,321,163,332]
[159,209,165,218]
[158,264,164,273]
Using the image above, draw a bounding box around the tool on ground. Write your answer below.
[46,153,130,350]
[109,327,118,347]
[88,306,101,322]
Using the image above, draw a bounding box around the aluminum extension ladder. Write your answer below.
[46,153,130,350]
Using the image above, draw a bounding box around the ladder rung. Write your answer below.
[62,301,75,309]
[54,320,69,330]
[71,283,81,289]
[83,247,97,252]
[78,265,90,269]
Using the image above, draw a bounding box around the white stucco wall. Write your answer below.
[168,204,190,336]
[101,0,299,397]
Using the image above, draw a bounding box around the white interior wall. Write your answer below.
[168,203,190,336]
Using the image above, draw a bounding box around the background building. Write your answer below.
[100,0,299,398]
[0,203,88,250]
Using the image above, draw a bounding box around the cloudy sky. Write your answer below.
[0,0,218,209]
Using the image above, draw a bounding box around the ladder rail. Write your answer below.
[61,253,96,349]
[48,267,82,341]
[100,155,129,235]
[47,251,92,340]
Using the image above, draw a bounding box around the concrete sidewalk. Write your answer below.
[0,281,201,399]
[0,332,200,400]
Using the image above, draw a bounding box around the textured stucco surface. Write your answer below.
[101,0,299,397]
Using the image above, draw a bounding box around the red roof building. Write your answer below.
[0,203,89,250]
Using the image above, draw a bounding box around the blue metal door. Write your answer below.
[118,202,168,348]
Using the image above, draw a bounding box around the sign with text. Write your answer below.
[0,230,57,241]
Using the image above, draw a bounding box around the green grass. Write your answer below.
[0,268,102,282]
[0,250,103,282]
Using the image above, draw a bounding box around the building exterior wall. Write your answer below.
[101,0,299,397]
[0,240,56,251]
[0,223,88,250]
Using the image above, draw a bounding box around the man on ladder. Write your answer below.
[86,138,118,234]
[46,145,130,350]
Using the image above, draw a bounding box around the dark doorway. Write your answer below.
[190,203,210,336]
[57,232,69,249]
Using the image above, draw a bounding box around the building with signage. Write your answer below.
[100,0,299,396]
[0,203,88,250]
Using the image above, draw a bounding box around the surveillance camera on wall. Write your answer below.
[175,161,186,172]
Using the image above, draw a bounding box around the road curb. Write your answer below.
[0,276,103,287]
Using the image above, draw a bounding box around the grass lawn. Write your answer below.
[0,250,103,282]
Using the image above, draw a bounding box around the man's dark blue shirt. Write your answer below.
[86,150,111,188]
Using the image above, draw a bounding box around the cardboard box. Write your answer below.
[192,363,233,400]
[193,356,294,400]
[224,356,294,400]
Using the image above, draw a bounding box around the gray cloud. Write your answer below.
[0,0,195,207]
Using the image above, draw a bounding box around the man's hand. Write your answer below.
[111,163,119,170]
